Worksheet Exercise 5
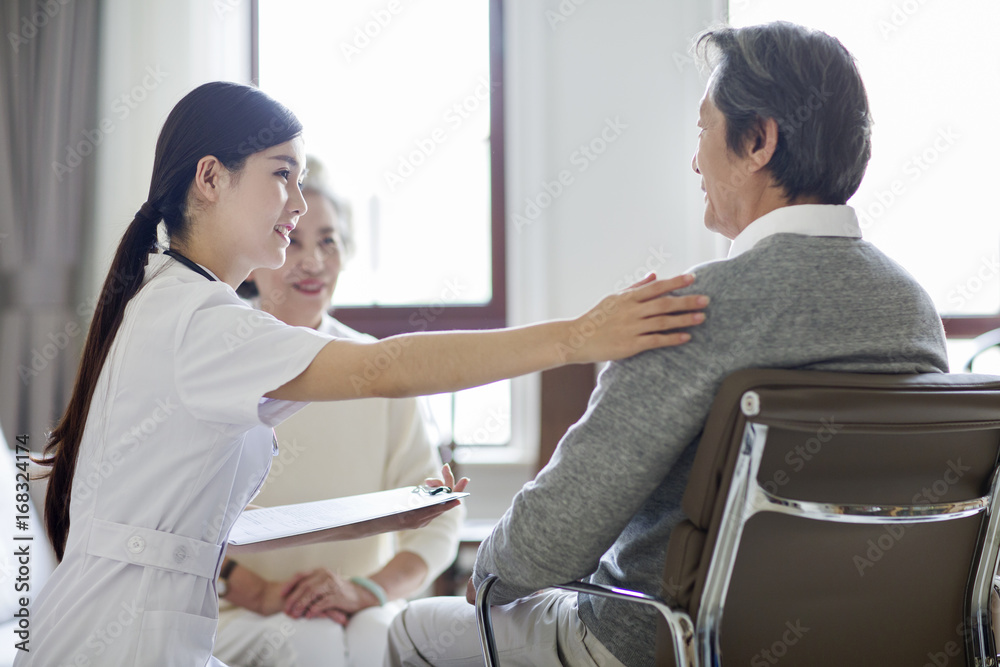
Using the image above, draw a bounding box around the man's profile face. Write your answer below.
[691,86,748,240]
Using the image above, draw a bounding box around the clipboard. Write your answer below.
[226,485,469,554]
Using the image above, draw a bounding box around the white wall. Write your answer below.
[83,0,251,301]
[461,0,727,519]
[508,0,724,323]
[82,0,727,519]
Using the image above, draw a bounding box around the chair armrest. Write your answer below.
[475,574,696,667]
[963,328,1000,372]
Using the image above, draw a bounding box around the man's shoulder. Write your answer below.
[675,234,926,302]
[668,251,779,309]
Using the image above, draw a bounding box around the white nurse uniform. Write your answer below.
[16,253,332,667]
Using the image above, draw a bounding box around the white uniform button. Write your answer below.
[127,535,146,554]
[174,546,188,563]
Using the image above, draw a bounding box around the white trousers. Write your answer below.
[384,590,626,667]
[213,602,404,667]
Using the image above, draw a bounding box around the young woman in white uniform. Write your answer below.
[20,82,707,667]
[212,157,468,667]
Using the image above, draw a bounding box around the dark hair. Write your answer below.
[695,22,872,205]
[38,82,302,560]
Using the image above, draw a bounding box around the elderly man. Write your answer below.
[386,21,948,667]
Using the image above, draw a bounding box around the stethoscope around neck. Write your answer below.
[164,249,216,282]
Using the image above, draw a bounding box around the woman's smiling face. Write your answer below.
[212,136,309,275]
[248,190,345,328]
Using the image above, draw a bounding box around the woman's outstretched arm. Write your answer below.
[265,273,707,402]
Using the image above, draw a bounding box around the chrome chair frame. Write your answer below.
[476,574,696,667]
[476,385,1000,667]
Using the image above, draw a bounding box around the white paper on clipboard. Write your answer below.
[228,486,469,547]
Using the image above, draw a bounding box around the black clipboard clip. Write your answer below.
[413,484,452,496]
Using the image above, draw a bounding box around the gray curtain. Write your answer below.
[0,0,101,450]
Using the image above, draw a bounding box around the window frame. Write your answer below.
[251,0,507,339]
[941,318,1000,340]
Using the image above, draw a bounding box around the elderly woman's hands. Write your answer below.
[280,464,468,624]
[281,568,371,624]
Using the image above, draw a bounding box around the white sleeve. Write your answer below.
[173,287,332,427]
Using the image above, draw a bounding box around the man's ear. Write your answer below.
[744,116,779,174]
[192,155,229,203]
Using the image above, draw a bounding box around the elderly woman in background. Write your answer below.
[212,157,465,667]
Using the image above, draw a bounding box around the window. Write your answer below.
[728,1,1000,346]
[254,0,510,445]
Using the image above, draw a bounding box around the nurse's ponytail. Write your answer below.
[39,207,159,559]
[37,82,302,560]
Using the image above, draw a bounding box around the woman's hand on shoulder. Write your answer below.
[561,272,708,364]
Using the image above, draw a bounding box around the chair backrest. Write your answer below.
[660,370,1000,667]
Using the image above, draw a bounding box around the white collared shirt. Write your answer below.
[727,204,862,259]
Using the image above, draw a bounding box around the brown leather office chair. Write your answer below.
[476,370,1000,666]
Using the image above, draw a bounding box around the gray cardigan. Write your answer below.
[473,234,949,666]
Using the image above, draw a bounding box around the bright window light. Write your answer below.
[729,0,999,316]
[258,0,492,307]
[258,1,509,446]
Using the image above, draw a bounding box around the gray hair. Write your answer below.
[696,22,872,205]
[302,154,355,259]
